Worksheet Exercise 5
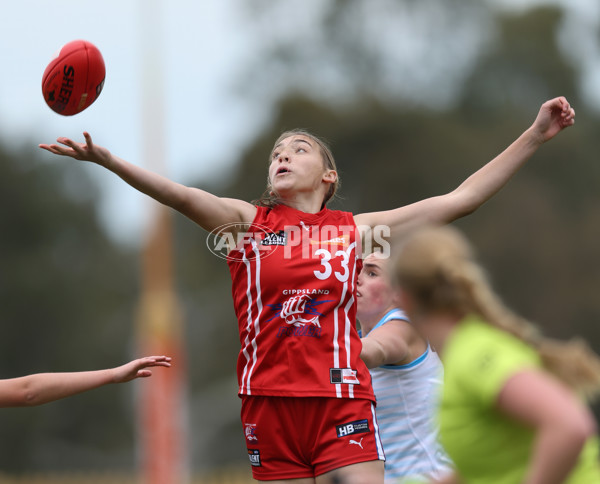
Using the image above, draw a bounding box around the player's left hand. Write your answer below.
[531,96,575,143]
[111,356,172,383]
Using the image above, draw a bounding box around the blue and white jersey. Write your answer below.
[364,309,453,483]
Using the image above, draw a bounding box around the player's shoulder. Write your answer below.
[323,206,353,216]
[251,204,281,225]
[445,317,540,380]
[451,317,512,345]
[367,310,415,344]
[383,309,410,323]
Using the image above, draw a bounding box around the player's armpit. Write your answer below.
[177,190,257,231]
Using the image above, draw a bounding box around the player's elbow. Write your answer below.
[16,380,40,407]
[22,392,38,406]
[570,410,597,442]
[552,407,597,447]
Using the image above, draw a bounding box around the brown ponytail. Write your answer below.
[394,225,600,400]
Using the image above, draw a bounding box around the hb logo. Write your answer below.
[336,419,370,438]
[337,423,355,437]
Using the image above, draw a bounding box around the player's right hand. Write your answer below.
[39,132,112,167]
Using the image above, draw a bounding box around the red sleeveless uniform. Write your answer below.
[227,204,375,402]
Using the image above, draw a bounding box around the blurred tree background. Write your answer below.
[1,0,599,476]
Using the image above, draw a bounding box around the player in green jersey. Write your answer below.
[393,226,600,484]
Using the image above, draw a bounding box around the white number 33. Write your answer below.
[313,248,350,282]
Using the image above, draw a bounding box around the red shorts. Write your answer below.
[240,395,385,480]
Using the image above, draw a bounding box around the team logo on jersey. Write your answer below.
[261,230,287,246]
[244,423,258,442]
[268,294,333,338]
[248,449,261,467]
[267,294,332,327]
[336,419,370,438]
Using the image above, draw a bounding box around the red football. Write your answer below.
[42,40,106,116]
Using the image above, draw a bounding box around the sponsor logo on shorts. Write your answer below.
[330,368,360,385]
[244,423,258,442]
[336,419,370,438]
[248,449,261,467]
[349,437,364,449]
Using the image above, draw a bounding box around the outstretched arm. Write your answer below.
[39,133,257,232]
[355,97,575,241]
[0,356,171,407]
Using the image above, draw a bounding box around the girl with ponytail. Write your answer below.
[40,96,575,483]
[394,226,600,484]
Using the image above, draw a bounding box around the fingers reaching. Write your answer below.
[39,137,82,159]
[139,355,172,369]
[39,132,111,165]
[83,131,94,149]
[112,356,172,383]
[39,141,78,158]
[150,355,172,367]
[61,137,88,158]
[133,356,171,379]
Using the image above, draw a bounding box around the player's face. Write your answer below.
[269,135,335,201]
[357,255,397,321]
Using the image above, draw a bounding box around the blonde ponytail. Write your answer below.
[394,225,600,400]
[538,338,600,400]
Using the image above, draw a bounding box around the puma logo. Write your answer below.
[349,438,364,449]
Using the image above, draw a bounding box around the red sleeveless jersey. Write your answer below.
[227,204,375,401]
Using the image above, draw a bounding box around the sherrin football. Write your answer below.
[42,40,105,116]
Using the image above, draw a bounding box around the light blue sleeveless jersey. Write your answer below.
[363,309,453,483]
